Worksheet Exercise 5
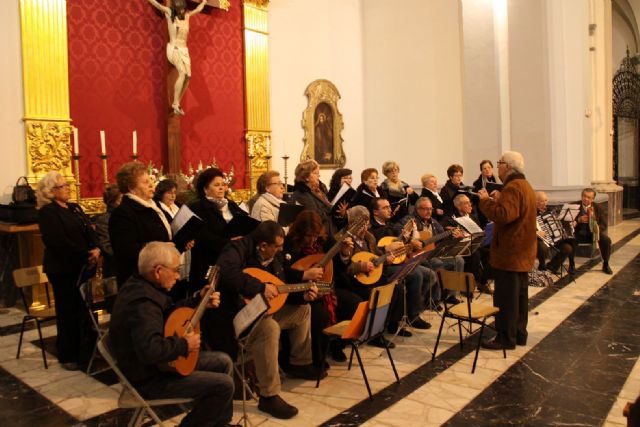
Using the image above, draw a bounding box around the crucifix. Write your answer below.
[147,0,229,173]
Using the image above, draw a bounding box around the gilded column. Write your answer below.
[19,0,73,189]
[243,0,271,197]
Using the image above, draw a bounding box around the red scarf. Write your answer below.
[302,245,337,325]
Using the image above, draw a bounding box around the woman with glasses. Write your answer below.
[380,161,418,222]
[349,168,389,212]
[292,160,336,235]
[37,171,100,370]
[439,164,466,216]
[251,170,287,224]
[188,167,250,293]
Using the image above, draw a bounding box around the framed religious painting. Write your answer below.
[301,79,346,169]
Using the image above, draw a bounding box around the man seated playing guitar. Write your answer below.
[209,221,323,420]
[110,242,235,427]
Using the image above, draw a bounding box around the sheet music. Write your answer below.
[238,201,250,214]
[454,216,483,234]
[556,204,580,221]
[330,183,351,206]
[171,204,201,236]
[233,294,269,338]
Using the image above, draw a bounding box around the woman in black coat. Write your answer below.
[188,168,250,293]
[109,162,178,287]
[291,160,337,236]
[37,171,100,370]
[439,163,465,216]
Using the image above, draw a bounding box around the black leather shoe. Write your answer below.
[603,264,613,275]
[445,296,462,305]
[477,282,494,295]
[568,264,576,275]
[285,363,326,380]
[516,338,527,346]
[258,395,298,419]
[481,339,515,350]
[411,317,432,330]
[368,336,396,349]
[330,347,347,362]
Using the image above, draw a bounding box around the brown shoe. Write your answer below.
[258,394,298,419]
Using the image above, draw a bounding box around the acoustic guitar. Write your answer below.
[163,265,219,376]
[242,267,332,315]
[355,229,454,285]
[377,219,415,264]
[290,217,368,283]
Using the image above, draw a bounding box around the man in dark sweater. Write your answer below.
[110,242,234,427]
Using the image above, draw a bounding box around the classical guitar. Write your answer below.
[163,265,219,376]
[355,229,454,285]
[242,267,332,315]
[377,218,415,264]
[290,217,367,283]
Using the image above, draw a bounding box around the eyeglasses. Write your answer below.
[53,183,70,189]
[268,181,284,187]
[417,207,433,211]
[158,264,180,274]
[496,160,507,165]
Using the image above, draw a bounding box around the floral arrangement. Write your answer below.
[146,159,236,192]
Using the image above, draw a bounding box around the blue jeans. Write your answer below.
[140,351,234,427]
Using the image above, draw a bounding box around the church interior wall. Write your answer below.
[0,0,26,205]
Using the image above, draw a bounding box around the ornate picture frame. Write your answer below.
[301,79,346,169]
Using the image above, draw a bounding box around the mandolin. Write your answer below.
[377,219,415,264]
[242,267,332,315]
[355,229,454,285]
[163,265,219,376]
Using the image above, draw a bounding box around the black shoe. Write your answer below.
[330,347,347,362]
[603,263,613,275]
[547,265,560,275]
[60,362,79,371]
[285,363,326,380]
[387,326,412,337]
[568,264,576,275]
[477,283,494,295]
[516,338,527,346]
[445,296,462,305]
[368,336,396,349]
[258,394,298,419]
[411,317,432,330]
[481,339,515,350]
[428,302,443,311]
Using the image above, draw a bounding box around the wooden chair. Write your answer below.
[97,332,192,427]
[316,282,399,399]
[12,265,56,369]
[432,269,505,373]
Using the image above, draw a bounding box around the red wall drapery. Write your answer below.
[68,0,246,197]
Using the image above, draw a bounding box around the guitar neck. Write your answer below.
[420,230,452,246]
[278,282,331,294]
[187,268,219,332]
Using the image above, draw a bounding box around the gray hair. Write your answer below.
[36,171,64,208]
[138,242,180,276]
[453,193,470,209]
[502,151,525,174]
[347,205,370,225]
[416,196,432,208]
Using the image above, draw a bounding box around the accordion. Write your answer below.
[536,213,567,248]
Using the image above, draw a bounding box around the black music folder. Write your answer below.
[222,214,261,238]
[278,203,305,227]
[171,205,205,251]
[485,182,503,193]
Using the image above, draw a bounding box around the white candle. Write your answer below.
[100,130,106,155]
[132,130,138,155]
[73,127,79,155]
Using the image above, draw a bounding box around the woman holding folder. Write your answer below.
[188,167,255,292]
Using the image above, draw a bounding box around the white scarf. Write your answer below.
[207,196,233,222]
[159,201,179,219]
[426,187,443,204]
[261,192,285,207]
[126,193,172,238]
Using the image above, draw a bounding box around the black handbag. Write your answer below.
[12,177,36,206]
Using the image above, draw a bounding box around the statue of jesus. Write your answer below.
[147,0,207,115]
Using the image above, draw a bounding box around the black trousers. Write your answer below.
[492,269,528,347]
[48,272,95,365]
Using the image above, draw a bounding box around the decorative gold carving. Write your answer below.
[301,79,346,169]
[243,0,269,10]
[78,198,106,216]
[25,121,72,177]
[228,189,251,204]
[216,0,231,11]
[245,131,272,195]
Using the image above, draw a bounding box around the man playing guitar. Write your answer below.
[110,242,235,427]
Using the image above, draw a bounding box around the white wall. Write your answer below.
[361,0,465,186]
[0,0,26,204]
[268,0,365,185]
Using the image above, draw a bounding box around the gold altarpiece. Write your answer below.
[18,0,273,213]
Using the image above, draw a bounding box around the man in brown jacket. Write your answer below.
[478,151,537,350]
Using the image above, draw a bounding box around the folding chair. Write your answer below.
[316,282,399,399]
[432,269,505,373]
[96,332,192,427]
[12,266,56,369]
[78,276,117,375]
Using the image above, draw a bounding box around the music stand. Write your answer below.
[233,295,270,427]
[385,250,437,350]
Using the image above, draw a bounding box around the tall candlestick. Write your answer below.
[72,154,81,202]
[132,130,138,156]
[73,127,79,155]
[100,130,106,154]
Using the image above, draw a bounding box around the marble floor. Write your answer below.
[1,220,640,426]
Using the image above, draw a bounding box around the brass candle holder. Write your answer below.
[100,154,109,188]
[282,154,290,190]
[72,154,81,202]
